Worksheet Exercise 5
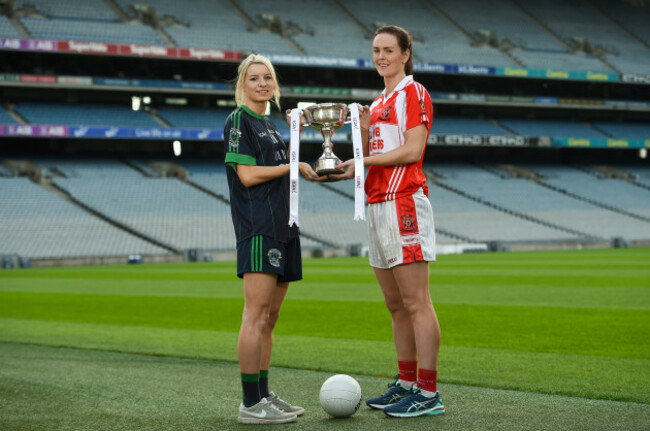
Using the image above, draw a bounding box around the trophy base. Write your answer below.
[315,167,345,176]
[314,157,343,178]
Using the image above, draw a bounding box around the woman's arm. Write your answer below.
[236,164,289,188]
[364,124,428,166]
[328,123,428,180]
[236,162,320,188]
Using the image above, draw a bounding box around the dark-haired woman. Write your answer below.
[332,25,444,418]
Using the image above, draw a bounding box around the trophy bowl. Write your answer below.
[304,103,349,176]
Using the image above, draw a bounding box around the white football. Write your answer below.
[319,374,362,418]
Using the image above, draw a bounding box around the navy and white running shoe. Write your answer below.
[383,386,445,418]
[365,377,412,410]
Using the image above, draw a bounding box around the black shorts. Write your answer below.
[236,235,302,283]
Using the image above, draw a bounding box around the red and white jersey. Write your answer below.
[365,75,433,203]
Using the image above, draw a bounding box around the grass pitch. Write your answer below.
[0,248,649,430]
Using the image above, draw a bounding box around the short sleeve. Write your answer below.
[224,113,257,170]
[405,83,433,132]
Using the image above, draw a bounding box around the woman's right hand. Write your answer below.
[327,159,355,181]
[285,109,307,130]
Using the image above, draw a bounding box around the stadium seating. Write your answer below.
[433,116,511,135]
[0,176,170,258]
[0,106,18,124]
[431,0,609,72]
[235,0,369,59]
[344,0,516,66]
[114,0,293,54]
[156,106,231,129]
[21,17,164,46]
[516,0,650,74]
[14,101,161,127]
[0,15,18,38]
[497,118,607,138]
[612,164,650,188]
[427,180,581,242]
[1,0,648,75]
[591,122,650,139]
[2,1,650,263]
[46,159,237,252]
[13,0,118,21]
[3,156,649,260]
[428,162,650,241]
[590,0,650,46]
[528,164,650,219]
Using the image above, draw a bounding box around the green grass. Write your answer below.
[1,248,649,429]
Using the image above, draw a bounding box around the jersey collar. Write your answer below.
[241,104,266,119]
[382,75,413,99]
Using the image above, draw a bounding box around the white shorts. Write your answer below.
[368,189,436,269]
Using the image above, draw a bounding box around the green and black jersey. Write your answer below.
[224,105,299,244]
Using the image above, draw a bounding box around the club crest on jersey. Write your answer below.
[229,128,241,148]
[419,100,427,114]
[400,214,416,232]
[378,105,392,121]
[268,248,282,268]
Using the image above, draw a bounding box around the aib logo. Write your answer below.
[292,120,298,131]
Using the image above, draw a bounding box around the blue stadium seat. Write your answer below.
[15,101,161,127]
[497,118,607,138]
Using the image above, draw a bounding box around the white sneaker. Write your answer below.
[267,391,305,416]
[237,398,297,424]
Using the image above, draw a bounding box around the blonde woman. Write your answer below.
[224,53,319,424]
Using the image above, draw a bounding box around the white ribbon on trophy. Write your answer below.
[348,103,366,221]
[288,108,302,227]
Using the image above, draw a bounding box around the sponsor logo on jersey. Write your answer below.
[268,248,282,268]
[378,105,392,121]
[229,128,241,148]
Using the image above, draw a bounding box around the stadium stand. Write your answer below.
[344,0,516,66]
[21,17,165,46]
[114,0,293,54]
[590,0,650,47]
[234,0,369,59]
[496,118,607,138]
[591,121,650,139]
[527,164,650,219]
[516,0,650,74]
[0,106,18,124]
[426,0,609,72]
[12,0,118,21]
[426,180,583,243]
[155,106,231,129]
[0,176,170,258]
[14,101,161,127]
[613,164,650,188]
[433,116,512,135]
[428,162,650,241]
[0,15,18,37]
[0,0,649,264]
[39,158,236,251]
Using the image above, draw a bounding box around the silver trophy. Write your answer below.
[303,103,349,176]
